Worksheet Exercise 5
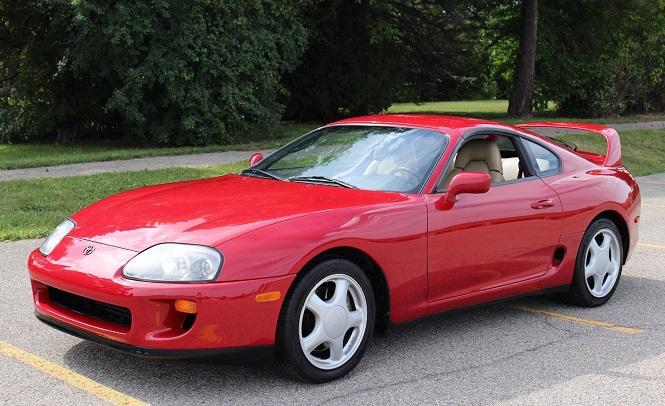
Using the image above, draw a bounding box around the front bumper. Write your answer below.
[36,311,272,360]
[28,237,295,353]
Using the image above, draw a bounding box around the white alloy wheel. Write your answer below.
[298,273,368,370]
[584,228,621,298]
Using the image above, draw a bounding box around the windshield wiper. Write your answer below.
[289,175,357,189]
[241,168,283,181]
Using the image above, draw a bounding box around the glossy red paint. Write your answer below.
[29,114,640,353]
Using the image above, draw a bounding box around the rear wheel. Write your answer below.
[565,219,623,306]
[276,259,375,382]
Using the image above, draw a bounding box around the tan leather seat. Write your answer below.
[442,139,505,188]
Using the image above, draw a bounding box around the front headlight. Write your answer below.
[39,219,75,256]
[122,243,223,283]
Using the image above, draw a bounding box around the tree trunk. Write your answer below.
[507,0,538,117]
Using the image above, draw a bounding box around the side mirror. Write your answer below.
[248,152,264,167]
[436,172,491,210]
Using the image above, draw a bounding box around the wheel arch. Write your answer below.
[286,246,391,333]
[590,210,630,264]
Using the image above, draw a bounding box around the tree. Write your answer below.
[283,0,405,121]
[284,0,498,121]
[1,1,307,145]
[0,0,82,143]
[535,0,665,117]
[507,0,538,117]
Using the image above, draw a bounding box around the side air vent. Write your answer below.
[552,246,566,266]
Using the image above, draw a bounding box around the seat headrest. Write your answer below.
[455,139,503,174]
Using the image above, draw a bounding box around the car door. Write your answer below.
[425,132,563,302]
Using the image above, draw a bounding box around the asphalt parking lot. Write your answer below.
[1,174,664,405]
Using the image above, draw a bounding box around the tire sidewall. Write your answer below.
[276,258,376,383]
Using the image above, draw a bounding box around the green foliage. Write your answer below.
[3,0,665,143]
[535,0,665,117]
[0,0,80,143]
[0,0,306,145]
[284,0,498,121]
[283,0,404,120]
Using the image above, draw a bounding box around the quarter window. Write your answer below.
[523,139,560,174]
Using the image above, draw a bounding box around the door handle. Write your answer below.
[531,199,555,209]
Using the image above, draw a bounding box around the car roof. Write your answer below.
[328,114,517,142]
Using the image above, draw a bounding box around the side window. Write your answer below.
[495,135,530,182]
[523,139,560,174]
[438,134,534,190]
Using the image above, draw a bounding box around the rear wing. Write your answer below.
[516,122,622,167]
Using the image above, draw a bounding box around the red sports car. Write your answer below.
[29,115,640,382]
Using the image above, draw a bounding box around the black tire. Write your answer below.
[564,218,623,307]
[276,259,375,383]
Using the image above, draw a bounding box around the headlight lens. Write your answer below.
[122,243,223,282]
[39,219,75,256]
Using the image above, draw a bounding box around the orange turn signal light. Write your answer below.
[255,291,281,303]
[174,299,198,314]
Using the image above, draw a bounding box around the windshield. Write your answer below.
[251,125,447,193]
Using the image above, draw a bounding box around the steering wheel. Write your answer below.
[389,166,421,185]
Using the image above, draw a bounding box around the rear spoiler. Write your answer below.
[516,122,622,167]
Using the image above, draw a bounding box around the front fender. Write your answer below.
[215,198,429,323]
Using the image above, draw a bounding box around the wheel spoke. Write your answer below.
[328,336,344,361]
[608,257,619,274]
[347,310,364,328]
[592,272,605,293]
[302,325,326,353]
[584,254,596,278]
[589,238,601,255]
[306,294,329,318]
[599,232,611,253]
[331,278,349,308]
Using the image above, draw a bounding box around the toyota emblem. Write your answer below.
[82,246,95,255]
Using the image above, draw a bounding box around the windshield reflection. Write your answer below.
[253,125,448,193]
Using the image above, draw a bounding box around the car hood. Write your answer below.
[69,174,405,252]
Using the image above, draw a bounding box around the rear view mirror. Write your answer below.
[248,152,264,167]
[436,172,491,209]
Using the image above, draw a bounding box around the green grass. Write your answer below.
[1,128,663,242]
[389,99,525,115]
[552,128,665,176]
[387,99,665,124]
[0,161,245,241]
[0,123,318,170]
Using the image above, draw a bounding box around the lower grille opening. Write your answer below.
[48,287,131,327]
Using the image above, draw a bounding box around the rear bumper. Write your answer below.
[28,240,295,352]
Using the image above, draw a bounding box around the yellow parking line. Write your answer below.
[642,203,665,209]
[511,305,641,335]
[0,340,147,406]
[638,242,665,250]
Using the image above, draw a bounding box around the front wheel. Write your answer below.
[565,218,623,307]
[276,259,375,382]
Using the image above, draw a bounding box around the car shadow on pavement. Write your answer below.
[60,274,665,404]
